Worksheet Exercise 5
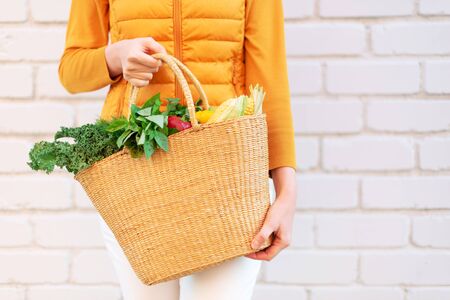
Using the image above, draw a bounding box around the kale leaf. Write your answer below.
[27,118,121,175]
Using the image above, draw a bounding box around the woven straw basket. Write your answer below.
[74,53,274,285]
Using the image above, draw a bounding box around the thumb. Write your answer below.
[251,223,273,250]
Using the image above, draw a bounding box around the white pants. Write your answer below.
[96,177,276,300]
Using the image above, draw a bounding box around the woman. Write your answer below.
[59,0,297,299]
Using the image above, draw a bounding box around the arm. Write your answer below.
[244,0,297,173]
[59,0,167,93]
[58,0,121,93]
[244,0,297,261]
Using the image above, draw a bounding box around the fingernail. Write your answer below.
[251,240,259,249]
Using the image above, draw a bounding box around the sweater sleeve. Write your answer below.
[244,0,297,171]
[58,0,122,93]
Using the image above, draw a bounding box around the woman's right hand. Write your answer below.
[105,37,167,87]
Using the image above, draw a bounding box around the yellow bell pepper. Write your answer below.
[195,110,215,124]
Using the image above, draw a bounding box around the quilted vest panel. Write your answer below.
[103,0,246,119]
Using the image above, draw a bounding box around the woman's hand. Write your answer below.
[105,37,167,87]
[245,167,297,261]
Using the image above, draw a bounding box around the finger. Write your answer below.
[128,78,150,88]
[248,235,285,261]
[251,223,274,250]
[142,37,167,55]
[128,71,156,81]
[128,64,159,75]
[131,52,163,69]
[124,71,152,82]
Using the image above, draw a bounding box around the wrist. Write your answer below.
[270,166,297,200]
[105,41,125,78]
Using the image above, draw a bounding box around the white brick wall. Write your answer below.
[361,252,450,285]
[0,0,27,22]
[326,61,421,94]
[311,287,404,300]
[0,0,449,299]
[319,0,415,17]
[372,22,450,55]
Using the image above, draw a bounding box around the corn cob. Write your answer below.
[205,97,237,124]
[244,95,254,115]
[249,84,265,115]
[205,85,265,124]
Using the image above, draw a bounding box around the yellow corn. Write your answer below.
[205,97,237,123]
[244,96,254,115]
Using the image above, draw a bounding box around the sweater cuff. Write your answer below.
[97,45,123,86]
[267,129,297,172]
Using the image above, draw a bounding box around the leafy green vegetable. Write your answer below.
[106,93,202,159]
[165,96,203,122]
[27,119,120,175]
[27,93,204,175]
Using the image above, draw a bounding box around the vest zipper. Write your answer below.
[173,0,183,104]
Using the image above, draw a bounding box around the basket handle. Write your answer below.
[127,52,210,130]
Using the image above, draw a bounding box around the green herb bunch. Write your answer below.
[106,93,203,159]
[27,92,203,175]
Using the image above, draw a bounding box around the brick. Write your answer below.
[326,61,420,95]
[320,0,414,17]
[323,136,414,171]
[252,284,307,300]
[419,137,450,170]
[372,22,450,55]
[30,0,70,22]
[317,214,409,248]
[407,288,450,300]
[361,252,450,285]
[0,287,25,300]
[362,177,450,209]
[0,102,74,134]
[0,175,72,210]
[297,175,359,209]
[287,61,322,95]
[71,250,119,283]
[0,216,33,247]
[0,139,33,173]
[294,137,319,170]
[32,213,105,247]
[367,100,450,132]
[286,24,365,55]
[292,100,362,133]
[0,0,27,22]
[0,251,69,283]
[0,28,65,61]
[0,66,33,98]
[311,287,404,300]
[37,65,109,98]
[76,102,105,126]
[420,0,450,15]
[425,61,450,94]
[292,214,314,248]
[27,285,121,300]
[413,216,450,248]
[283,0,314,19]
[265,250,357,284]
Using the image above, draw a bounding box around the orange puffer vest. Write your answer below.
[106,0,247,118]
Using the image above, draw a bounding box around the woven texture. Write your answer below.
[74,53,273,285]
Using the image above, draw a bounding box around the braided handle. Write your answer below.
[126,52,209,130]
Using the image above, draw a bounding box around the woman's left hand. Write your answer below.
[245,188,296,261]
